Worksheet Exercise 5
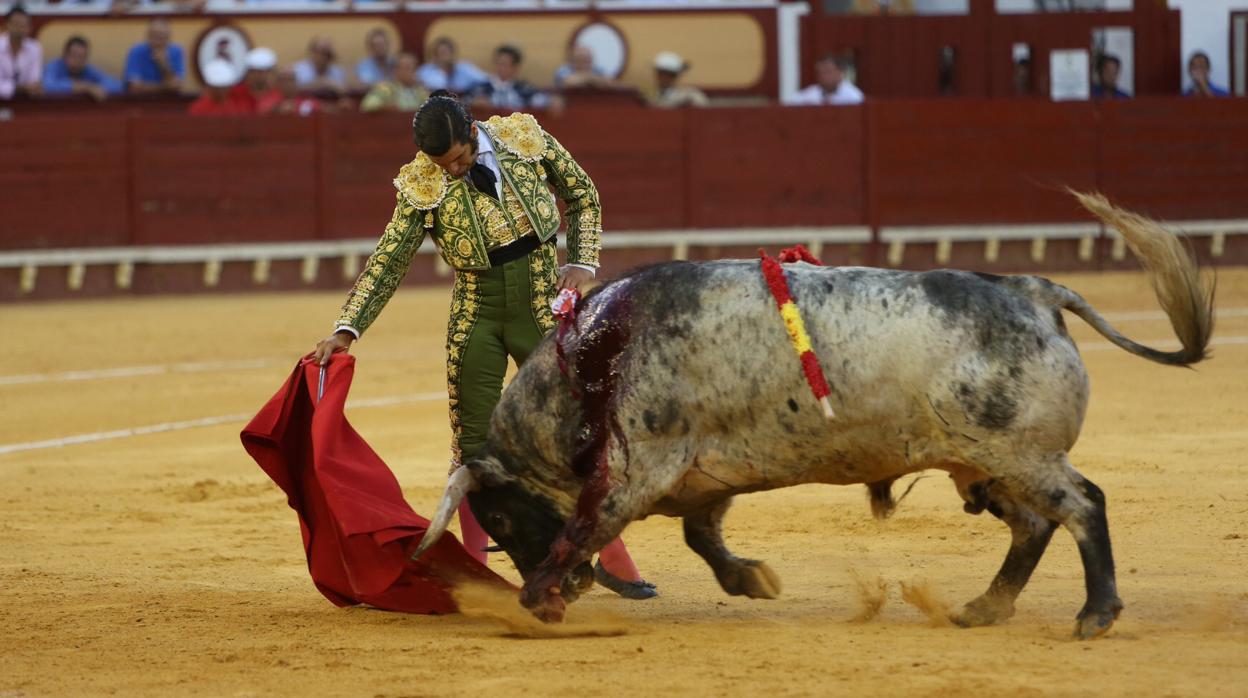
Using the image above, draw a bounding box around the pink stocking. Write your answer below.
[457,500,488,565]
[597,537,641,582]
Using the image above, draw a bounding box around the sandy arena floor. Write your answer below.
[1,268,1246,697]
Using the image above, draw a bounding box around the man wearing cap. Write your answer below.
[311,93,659,600]
[647,51,707,108]
[228,47,281,114]
[189,59,246,115]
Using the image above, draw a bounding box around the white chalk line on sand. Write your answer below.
[0,391,446,458]
[3,308,1246,388]
[0,351,432,387]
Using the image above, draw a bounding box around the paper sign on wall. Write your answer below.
[1050,49,1091,101]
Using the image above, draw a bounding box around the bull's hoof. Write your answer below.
[952,594,1016,628]
[717,560,782,599]
[563,561,596,601]
[522,587,568,624]
[1074,599,1124,640]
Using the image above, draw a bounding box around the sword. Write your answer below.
[317,365,327,403]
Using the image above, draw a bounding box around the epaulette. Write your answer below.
[481,112,546,163]
[393,152,449,210]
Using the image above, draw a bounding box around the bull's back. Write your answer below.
[590,261,1088,486]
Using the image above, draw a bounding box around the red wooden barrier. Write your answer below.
[129,115,319,245]
[869,98,1099,226]
[685,106,865,227]
[4,99,1248,255]
[541,107,689,231]
[1097,98,1248,221]
[317,113,415,240]
[0,115,131,250]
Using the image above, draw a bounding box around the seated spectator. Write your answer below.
[188,59,247,116]
[1090,53,1130,99]
[355,27,395,88]
[124,19,184,95]
[227,47,281,114]
[273,66,325,116]
[417,36,486,93]
[553,44,610,89]
[467,44,549,110]
[1184,51,1230,98]
[294,36,347,96]
[360,52,427,113]
[43,36,122,101]
[785,53,864,106]
[646,51,707,108]
[1,5,42,99]
[1012,56,1032,96]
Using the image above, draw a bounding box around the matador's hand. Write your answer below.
[558,267,596,294]
[314,331,355,366]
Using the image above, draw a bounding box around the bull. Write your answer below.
[413,192,1214,639]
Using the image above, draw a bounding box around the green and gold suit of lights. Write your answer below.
[334,113,603,470]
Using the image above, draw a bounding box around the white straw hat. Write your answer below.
[245,47,277,71]
[202,59,237,88]
[653,51,688,74]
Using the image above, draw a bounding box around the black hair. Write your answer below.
[495,44,523,65]
[1188,50,1212,69]
[817,52,852,71]
[6,4,29,20]
[412,91,474,156]
[64,35,88,54]
[1096,53,1121,71]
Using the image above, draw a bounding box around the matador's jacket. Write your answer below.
[333,112,603,469]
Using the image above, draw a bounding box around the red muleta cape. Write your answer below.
[240,354,510,613]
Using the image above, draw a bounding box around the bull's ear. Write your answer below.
[467,455,514,487]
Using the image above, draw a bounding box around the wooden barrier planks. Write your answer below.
[1097,98,1248,221]
[0,115,131,250]
[685,106,866,227]
[129,115,319,245]
[869,99,1099,226]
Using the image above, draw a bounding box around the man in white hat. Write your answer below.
[647,50,707,108]
[228,47,282,114]
[189,58,245,115]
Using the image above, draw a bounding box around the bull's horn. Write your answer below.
[410,466,477,561]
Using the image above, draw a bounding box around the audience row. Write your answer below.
[1,4,1234,109]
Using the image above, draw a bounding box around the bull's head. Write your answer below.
[411,455,594,615]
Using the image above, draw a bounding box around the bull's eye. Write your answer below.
[487,512,511,537]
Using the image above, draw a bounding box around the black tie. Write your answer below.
[469,161,498,201]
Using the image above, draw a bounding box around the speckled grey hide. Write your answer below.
[483,261,1090,527]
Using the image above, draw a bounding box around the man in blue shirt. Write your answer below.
[44,36,122,100]
[124,18,184,94]
[1090,54,1130,100]
[417,36,485,93]
[354,27,394,87]
[1184,51,1231,97]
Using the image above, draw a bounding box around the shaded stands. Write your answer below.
[3,99,1247,301]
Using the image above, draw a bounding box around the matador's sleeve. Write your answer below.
[334,194,428,337]
[542,130,602,268]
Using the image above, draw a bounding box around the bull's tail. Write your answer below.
[1056,191,1214,367]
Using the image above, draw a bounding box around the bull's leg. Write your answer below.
[997,457,1124,639]
[683,497,781,599]
[952,477,1057,627]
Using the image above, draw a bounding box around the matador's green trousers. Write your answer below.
[446,242,559,469]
